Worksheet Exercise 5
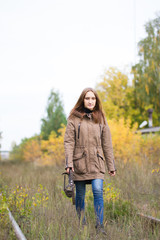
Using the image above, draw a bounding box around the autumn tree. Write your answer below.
[41,89,67,139]
[96,67,133,120]
[132,14,160,126]
[10,135,41,162]
[41,126,65,166]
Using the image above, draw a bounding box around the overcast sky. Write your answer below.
[0,0,160,150]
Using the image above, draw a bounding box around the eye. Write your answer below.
[92,97,96,100]
[85,97,89,100]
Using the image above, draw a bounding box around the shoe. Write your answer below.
[95,224,107,236]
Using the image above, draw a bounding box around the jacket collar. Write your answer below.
[73,110,93,119]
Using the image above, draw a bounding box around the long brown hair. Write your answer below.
[69,87,106,124]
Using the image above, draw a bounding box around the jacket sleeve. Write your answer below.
[101,121,116,172]
[64,118,75,169]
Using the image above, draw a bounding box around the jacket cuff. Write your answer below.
[65,156,73,169]
[106,160,116,172]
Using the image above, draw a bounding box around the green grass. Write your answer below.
[0,159,160,240]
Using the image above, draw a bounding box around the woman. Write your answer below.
[64,87,116,235]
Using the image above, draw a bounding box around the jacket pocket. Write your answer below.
[73,152,87,174]
[97,152,105,174]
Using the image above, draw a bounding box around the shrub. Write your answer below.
[85,182,136,223]
[108,118,141,163]
[0,183,49,237]
[10,118,160,167]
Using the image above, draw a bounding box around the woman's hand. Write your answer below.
[109,171,116,176]
[66,167,74,174]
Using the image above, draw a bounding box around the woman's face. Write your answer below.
[84,91,96,110]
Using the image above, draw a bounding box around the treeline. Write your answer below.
[10,89,66,164]
[97,14,160,125]
[10,15,160,166]
[10,118,160,167]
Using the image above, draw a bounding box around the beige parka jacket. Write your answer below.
[64,111,116,181]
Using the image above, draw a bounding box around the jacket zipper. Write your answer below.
[99,124,102,138]
[78,123,81,139]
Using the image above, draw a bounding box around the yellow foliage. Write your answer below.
[145,84,149,95]
[21,121,160,167]
[23,139,42,164]
[108,118,160,165]
[108,118,141,163]
[41,126,65,166]
[86,182,120,204]
[96,67,132,120]
[152,168,160,173]
[22,125,66,166]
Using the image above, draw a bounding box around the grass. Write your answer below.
[0,159,160,240]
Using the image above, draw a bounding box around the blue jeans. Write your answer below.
[75,179,104,225]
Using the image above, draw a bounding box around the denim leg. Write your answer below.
[91,179,104,225]
[75,181,86,223]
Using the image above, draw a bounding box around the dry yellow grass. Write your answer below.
[0,159,160,240]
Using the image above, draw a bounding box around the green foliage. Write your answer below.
[104,199,136,222]
[41,89,67,139]
[132,14,160,126]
